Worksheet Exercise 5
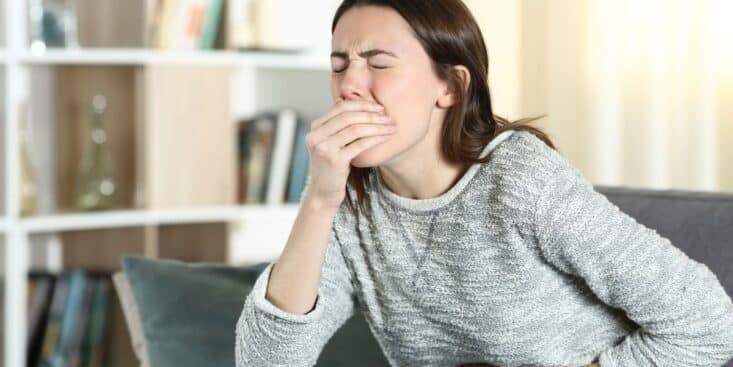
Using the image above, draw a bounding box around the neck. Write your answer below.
[376,110,470,200]
[377,160,470,200]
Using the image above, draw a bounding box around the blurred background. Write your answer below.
[0,0,730,366]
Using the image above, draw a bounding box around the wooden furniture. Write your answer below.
[0,1,338,366]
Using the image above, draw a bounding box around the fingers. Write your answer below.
[310,98,385,130]
[305,98,396,172]
[308,110,392,148]
[307,117,395,164]
[329,120,396,149]
[341,133,395,162]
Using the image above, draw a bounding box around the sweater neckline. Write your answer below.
[373,129,516,212]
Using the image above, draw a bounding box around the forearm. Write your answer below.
[236,196,354,366]
[266,194,339,314]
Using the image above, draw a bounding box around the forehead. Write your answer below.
[331,6,417,54]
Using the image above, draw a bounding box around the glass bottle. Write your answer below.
[19,102,39,216]
[76,95,117,211]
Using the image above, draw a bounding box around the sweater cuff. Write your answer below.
[251,262,325,324]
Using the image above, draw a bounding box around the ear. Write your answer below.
[436,65,471,109]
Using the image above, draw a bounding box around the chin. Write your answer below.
[350,142,391,168]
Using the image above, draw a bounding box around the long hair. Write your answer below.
[332,0,556,226]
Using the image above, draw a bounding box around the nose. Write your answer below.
[337,62,371,101]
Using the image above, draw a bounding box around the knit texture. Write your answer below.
[235,129,733,367]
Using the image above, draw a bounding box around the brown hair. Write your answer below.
[331,0,556,226]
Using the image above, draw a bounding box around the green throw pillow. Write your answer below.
[120,255,389,367]
[120,255,267,367]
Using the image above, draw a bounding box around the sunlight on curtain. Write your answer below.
[468,0,732,192]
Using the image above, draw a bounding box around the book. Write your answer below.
[154,0,175,48]
[44,270,88,367]
[81,277,112,367]
[266,108,299,204]
[38,272,69,366]
[27,273,56,367]
[66,276,95,367]
[200,0,224,49]
[286,119,311,203]
[225,0,257,49]
[30,271,114,367]
[238,113,277,204]
[153,0,225,50]
[172,0,205,49]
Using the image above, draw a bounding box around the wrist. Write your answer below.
[302,194,340,214]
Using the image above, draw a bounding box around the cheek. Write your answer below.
[373,78,435,129]
[329,79,340,102]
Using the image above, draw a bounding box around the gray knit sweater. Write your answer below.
[235,129,733,367]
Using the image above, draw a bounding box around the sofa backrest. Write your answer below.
[595,185,733,299]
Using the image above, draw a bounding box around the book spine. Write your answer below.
[266,109,298,204]
[287,119,310,203]
[53,270,87,366]
[200,0,224,49]
[68,277,95,367]
[27,275,56,367]
[82,277,112,367]
[39,273,69,366]
[258,119,277,203]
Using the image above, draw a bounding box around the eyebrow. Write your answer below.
[330,49,399,60]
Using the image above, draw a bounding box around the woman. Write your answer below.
[236,1,733,366]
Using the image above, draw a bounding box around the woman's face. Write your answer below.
[330,5,448,168]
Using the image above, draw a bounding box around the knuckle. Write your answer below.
[353,125,369,135]
[314,143,329,157]
[327,154,341,166]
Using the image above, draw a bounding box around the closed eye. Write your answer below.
[332,65,389,74]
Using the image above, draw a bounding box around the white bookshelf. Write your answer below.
[19,48,331,70]
[18,205,300,234]
[2,0,335,366]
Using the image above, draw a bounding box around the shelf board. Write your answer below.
[18,48,331,70]
[18,204,301,233]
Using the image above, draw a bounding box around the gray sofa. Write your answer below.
[114,185,733,367]
[319,186,733,367]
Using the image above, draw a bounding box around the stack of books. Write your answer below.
[27,270,113,367]
[238,108,310,205]
[148,0,225,49]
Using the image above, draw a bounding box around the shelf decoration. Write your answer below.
[20,101,40,217]
[76,95,118,211]
[29,0,80,52]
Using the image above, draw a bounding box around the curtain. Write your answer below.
[466,0,732,192]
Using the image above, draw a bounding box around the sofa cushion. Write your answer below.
[119,255,389,367]
[120,255,268,367]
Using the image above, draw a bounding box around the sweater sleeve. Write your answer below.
[234,227,356,367]
[533,164,733,367]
